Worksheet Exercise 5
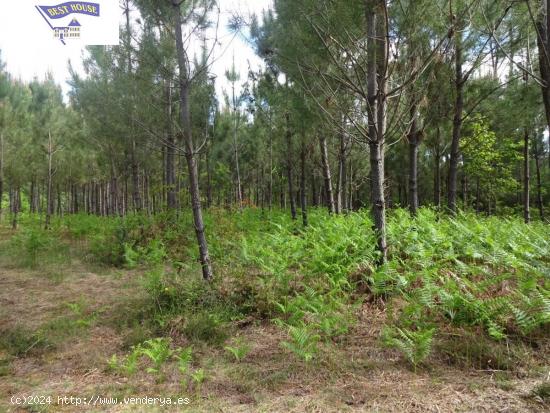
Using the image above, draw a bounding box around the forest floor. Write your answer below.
[0,224,548,413]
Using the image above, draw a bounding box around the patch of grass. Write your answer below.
[0,358,12,376]
[436,331,533,371]
[6,226,70,269]
[224,362,292,395]
[183,311,229,346]
[0,325,51,357]
[224,338,251,362]
[531,382,550,401]
[121,324,154,350]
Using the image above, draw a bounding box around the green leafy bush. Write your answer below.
[7,226,68,268]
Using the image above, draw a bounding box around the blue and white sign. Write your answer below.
[34,0,118,45]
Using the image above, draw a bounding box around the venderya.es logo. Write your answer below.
[33,0,119,46]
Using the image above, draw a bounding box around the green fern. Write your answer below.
[281,324,320,363]
[382,326,435,367]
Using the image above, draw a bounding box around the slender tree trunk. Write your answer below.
[0,132,3,222]
[434,127,441,208]
[173,0,212,280]
[462,175,469,208]
[319,134,335,214]
[233,91,243,210]
[348,162,354,211]
[336,130,348,214]
[524,128,531,223]
[311,172,318,207]
[131,143,141,212]
[448,30,464,214]
[286,113,297,220]
[74,183,79,214]
[475,178,481,213]
[10,187,19,230]
[45,130,54,229]
[30,179,36,213]
[366,0,388,263]
[536,0,550,139]
[408,140,419,215]
[300,136,308,227]
[57,184,62,216]
[408,102,421,215]
[268,122,273,210]
[206,140,212,208]
[533,137,545,220]
[165,79,177,210]
[124,177,129,216]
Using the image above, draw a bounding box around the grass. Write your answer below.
[0,325,51,357]
[0,207,548,412]
[531,382,550,401]
[5,207,549,366]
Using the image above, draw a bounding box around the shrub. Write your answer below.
[7,226,68,269]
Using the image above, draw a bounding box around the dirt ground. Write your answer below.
[0,229,548,412]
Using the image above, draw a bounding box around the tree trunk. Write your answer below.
[434,127,441,208]
[366,0,388,263]
[131,143,141,212]
[348,161,354,211]
[173,0,213,280]
[533,137,545,220]
[57,184,62,216]
[476,178,481,213]
[448,30,464,214]
[165,79,177,210]
[231,80,243,210]
[0,132,3,222]
[10,187,19,230]
[319,134,335,214]
[206,141,212,208]
[408,102,421,215]
[523,129,531,223]
[286,113,297,220]
[268,122,273,210]
[336,130,348,214]
[461,175,468,208]
[536,0,550,140]
[408,141,419,215]
[45,130,54,229]
[311,172,318,207]
[300,136,308,227]
[30,179,36,213]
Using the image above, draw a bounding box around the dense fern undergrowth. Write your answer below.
[2,208,549,368]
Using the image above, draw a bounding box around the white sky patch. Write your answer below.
[0,0,272,100]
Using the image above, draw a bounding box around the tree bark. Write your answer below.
[319,134,335,214]
[268,121,273,210]
[232,77,243,210]
[523,128,531,223]
[45,130,54,229]
[173,0,213,280]
[300,136,308,227]
[336,130,349,214]
[0,132,4,222]
[533,137,545,220]
[10,187,19,230]
[448,29,464,214]
[366,0,388,263]
[434,127,441,208]
[206,143,212,208]
[165,79,177,210]
[536,0,550,139]
[286,113,297,220]
[408,102,421,215]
